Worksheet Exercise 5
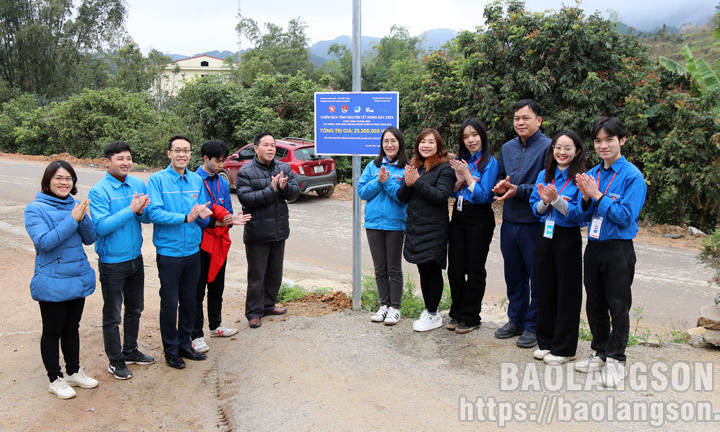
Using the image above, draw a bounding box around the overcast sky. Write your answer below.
[125,0,718,55]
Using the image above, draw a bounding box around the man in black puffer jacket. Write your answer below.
[236,133,300,328]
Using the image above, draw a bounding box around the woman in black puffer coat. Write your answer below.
[397,128,455,332]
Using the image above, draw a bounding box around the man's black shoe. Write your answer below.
[165,354,186,370]
[123,348,155,365]
[179,348,207,361]
[494,321,523,339]
[517,331,538,348]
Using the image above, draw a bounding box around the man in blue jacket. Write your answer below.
[89,142,155,380]
[146,135,212,369]
[191,140,237,354]
[492,99,551,348]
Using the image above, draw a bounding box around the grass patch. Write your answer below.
[277,282,332,303]
[361,272,451,319]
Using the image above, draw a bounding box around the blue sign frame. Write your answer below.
[314,92,399,156]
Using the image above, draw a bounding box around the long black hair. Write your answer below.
[374,127,409,168]
[457,118,491,171]
[543,130,586,184]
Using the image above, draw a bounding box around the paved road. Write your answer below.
[1,159,714,332]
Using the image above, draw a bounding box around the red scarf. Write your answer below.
[200,204,232,282]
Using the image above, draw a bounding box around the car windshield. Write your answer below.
[294,147,319,161]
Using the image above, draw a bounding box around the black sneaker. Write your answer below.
[494,321,523,339]
[123,348,155,365]
[108,359,132,380]
[517,331,538,348]
[445,319,461,330]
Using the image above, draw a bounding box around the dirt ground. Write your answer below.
[2,152,719,432]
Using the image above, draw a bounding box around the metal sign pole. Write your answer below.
[351,0,362,310]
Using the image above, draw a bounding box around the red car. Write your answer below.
[221,137,337,200]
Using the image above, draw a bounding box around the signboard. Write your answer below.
[314,92,399,156]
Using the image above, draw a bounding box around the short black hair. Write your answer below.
[104,141,132,160]
[201,140,229,159]
[591,117,627,140]
[168,135,192,151]
[41,160,78,196]
[513,99,541,117]
[253,132,274,146]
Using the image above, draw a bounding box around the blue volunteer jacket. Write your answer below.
[357,158,407,231]
[195,166,233,226]
[146,165,209,257]
[497,130,551,223]
[89,173,150,264]
[451,152,499,205]
[580,156,646,241]
[25,192,97,302]
[529,167,584,227]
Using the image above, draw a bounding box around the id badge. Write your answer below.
[543,217,555,239]
[589,216,603,239]
[457,195,464,212]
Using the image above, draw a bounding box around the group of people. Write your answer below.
[25,133,297,399]
[360,99,646,389]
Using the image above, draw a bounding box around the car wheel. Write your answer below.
[316,187,334,198]
[286,194,299,204]
[218,170,233,190]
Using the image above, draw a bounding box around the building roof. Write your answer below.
[176,54,225,62]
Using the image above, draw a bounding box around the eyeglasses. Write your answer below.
[53,176,74,182]
[383,139,398,144]
[170,149,191,154]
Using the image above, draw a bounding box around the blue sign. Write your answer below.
[314,92,399,156]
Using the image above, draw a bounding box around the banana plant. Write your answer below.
[659,14,720,113]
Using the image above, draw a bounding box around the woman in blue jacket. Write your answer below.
[358,127,409,325]
[24,161,99,400]
[529,131,586,365]
[447,118,499,334]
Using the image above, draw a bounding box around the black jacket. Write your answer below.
[397,155,455,268]
[236,156,300,244]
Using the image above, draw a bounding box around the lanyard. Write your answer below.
[203,176,219,205]
[460,156,483,191]
[597,170,618,195]
[548,177,572,216]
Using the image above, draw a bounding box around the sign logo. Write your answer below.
[328,105,336,113]
[354,106,361,113]
[341,105,348,113]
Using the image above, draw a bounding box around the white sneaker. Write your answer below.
[412,310,442,332]
[210,325,238,337]
[574,351,605,373]
[544,353,576,366]
[65,368,98,389]
[371,305,388,323]
[533,349,550,360]
[601,358,627,388]
[192,337,210,353]
[384,307,400,325]
[48,377,76,399]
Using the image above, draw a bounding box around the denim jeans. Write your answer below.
[99,256,145,361]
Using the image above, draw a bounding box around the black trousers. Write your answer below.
[535,225,582,356]
[448,203,495,327]
[39,298,85,382]
[157,252,200,356]
[245,241,285,320]
[193,250,227,339]
[417,261,444,313]
[366,229,404,309]
[584,240,635,362]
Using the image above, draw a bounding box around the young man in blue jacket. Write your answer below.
[89,142,155,380]
[492,99,551,348]
[146,135,212,369]
[574,117,646,388]
[191,140,237,354]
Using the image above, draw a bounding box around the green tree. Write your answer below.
[110,43,170,93]
[0,0,127,97]
[233,17,316,86]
